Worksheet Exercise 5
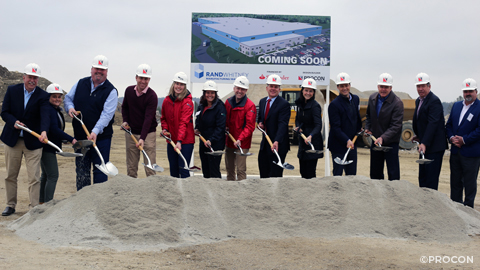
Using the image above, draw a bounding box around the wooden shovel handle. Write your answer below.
[352,135,358,144]
[198,135,208,144]
[369,135,377,141]
[265,135,274,147]
[300,133,308,141]
[30,130,48,144]
[168,140,182,154]
[125,125,144,151]
[227,132,237,143]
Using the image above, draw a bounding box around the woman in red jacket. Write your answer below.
[160,72,195,178]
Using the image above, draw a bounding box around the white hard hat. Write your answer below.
[46,83,63,94]
[173,72,188,84]
[302,78,317,89]
[462,78,477,91]
[336,72,350,85]
[415,73,430,85]
[203,80,217,91]
[136,64,152,78]
[24,63,41,77]
[92,55,108,69]
[233,76,249,89]
[266,74,282,85]
[377,73,393,86]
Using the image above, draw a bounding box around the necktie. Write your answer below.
[265,99,271,121]
[417,98,424,118]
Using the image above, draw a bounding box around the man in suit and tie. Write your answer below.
[412,73,448,190]
[1,63,50,216]
[328,72,362,176]
[446,78,480,208]
[257,74,291,178]
[365,73,404,180]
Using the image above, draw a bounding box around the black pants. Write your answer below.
[299,159,318,179]
[418,150,445,190]
[370,143,400,180]
[331,148,357,176]
[450,153,480,208]
[258,144,286,178]
[199,145,222,178]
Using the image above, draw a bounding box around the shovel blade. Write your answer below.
[283,163,295,170]
[234,151,253,156]
[180,165,201,172]
[95,162,118,176]
[305,150,324,154]
[205,151,225,156]
[142,163,164,172]
[416,159,434,165]
[334,157,353,165]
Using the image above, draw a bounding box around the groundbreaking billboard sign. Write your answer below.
[191,13,331,85]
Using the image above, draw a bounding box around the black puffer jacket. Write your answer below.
[195,98,227,151]
[295,98,324,160]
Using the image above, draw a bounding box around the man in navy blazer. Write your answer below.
[446,78,480,208]
[412,73,448,190]
[257,74,291,178]
[1,63,50,216]
[328,72,362,175]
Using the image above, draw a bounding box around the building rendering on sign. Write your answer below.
[199,17,322,57]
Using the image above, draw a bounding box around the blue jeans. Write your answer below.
[75,138,111,191]
[40,151,58,203]
[167,143,194,178]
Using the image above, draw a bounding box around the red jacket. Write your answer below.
[160,93,195,144]
[225,95,256,149]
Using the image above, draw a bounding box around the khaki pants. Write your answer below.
[125,131,157,178]
[4,139,42,209]
[225,146,249,181]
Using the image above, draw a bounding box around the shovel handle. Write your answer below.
[198,134,208,144]
[352,135,358,144]
[168,140,182,154]
[227,132,237,143]
[124,126,144,151]
[81,124,97,147]
[30,130,48,144]
[265,135,274,147]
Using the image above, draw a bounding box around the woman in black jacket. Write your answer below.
[40,84,77,203]
[295,78,324,179]
[194,81,226,178]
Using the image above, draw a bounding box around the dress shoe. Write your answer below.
[2,207,15,216]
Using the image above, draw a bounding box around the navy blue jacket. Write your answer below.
[328,94,362,153]
[1,84,50,150]
[446,99,480,157]
[412,91,448,153]
[257,95,291,154]
[195,98,226,151]
[72,77,117,141]
[295,97,323,160]
[44,104,75,153]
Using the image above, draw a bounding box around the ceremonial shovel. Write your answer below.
[196,134,225,156]
[414,141,434,165]
[121,125,164,172]
[293,129,324,154]
[161,132,201,172]
[366,134,392,152]
[72,112,118,176]
[15,123,82,158]
[225,130,253,156]
[72,140,93,159]
[333,134,359,165]
[256,126,294,170]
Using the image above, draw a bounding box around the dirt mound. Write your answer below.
[9,175,480,251]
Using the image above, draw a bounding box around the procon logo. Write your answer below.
[418,77,423,82]
[32,68,37,73]
[98,60,104,65]
[308,81,312,86]
[143,69,147,74]
[383,78,387,82]
[466,83,471,87]
[298,75,325,81]
[55,86,59,90]
[340,77,345,81]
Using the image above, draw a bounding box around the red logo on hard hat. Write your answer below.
[308,81,312,85]
[98,60,103,65]
[383,78,387,82]
[259,74,266,79]
[340,77,345,81]
[143,69,147,74]
[272,77,277,82]
[55,86,59,90]
[467,83,471,87]
[418,77,422,81]
[32,68,37,73]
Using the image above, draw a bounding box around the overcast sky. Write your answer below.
[1,0,479,102]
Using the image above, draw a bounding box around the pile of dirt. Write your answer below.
[9,175,480,251]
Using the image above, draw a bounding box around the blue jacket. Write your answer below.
[328,93,362,153]
[412,91,448,153]
[1,84,50,150]
[44,104,75,153]
[257,95,291,154]
[446,99,480,157]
